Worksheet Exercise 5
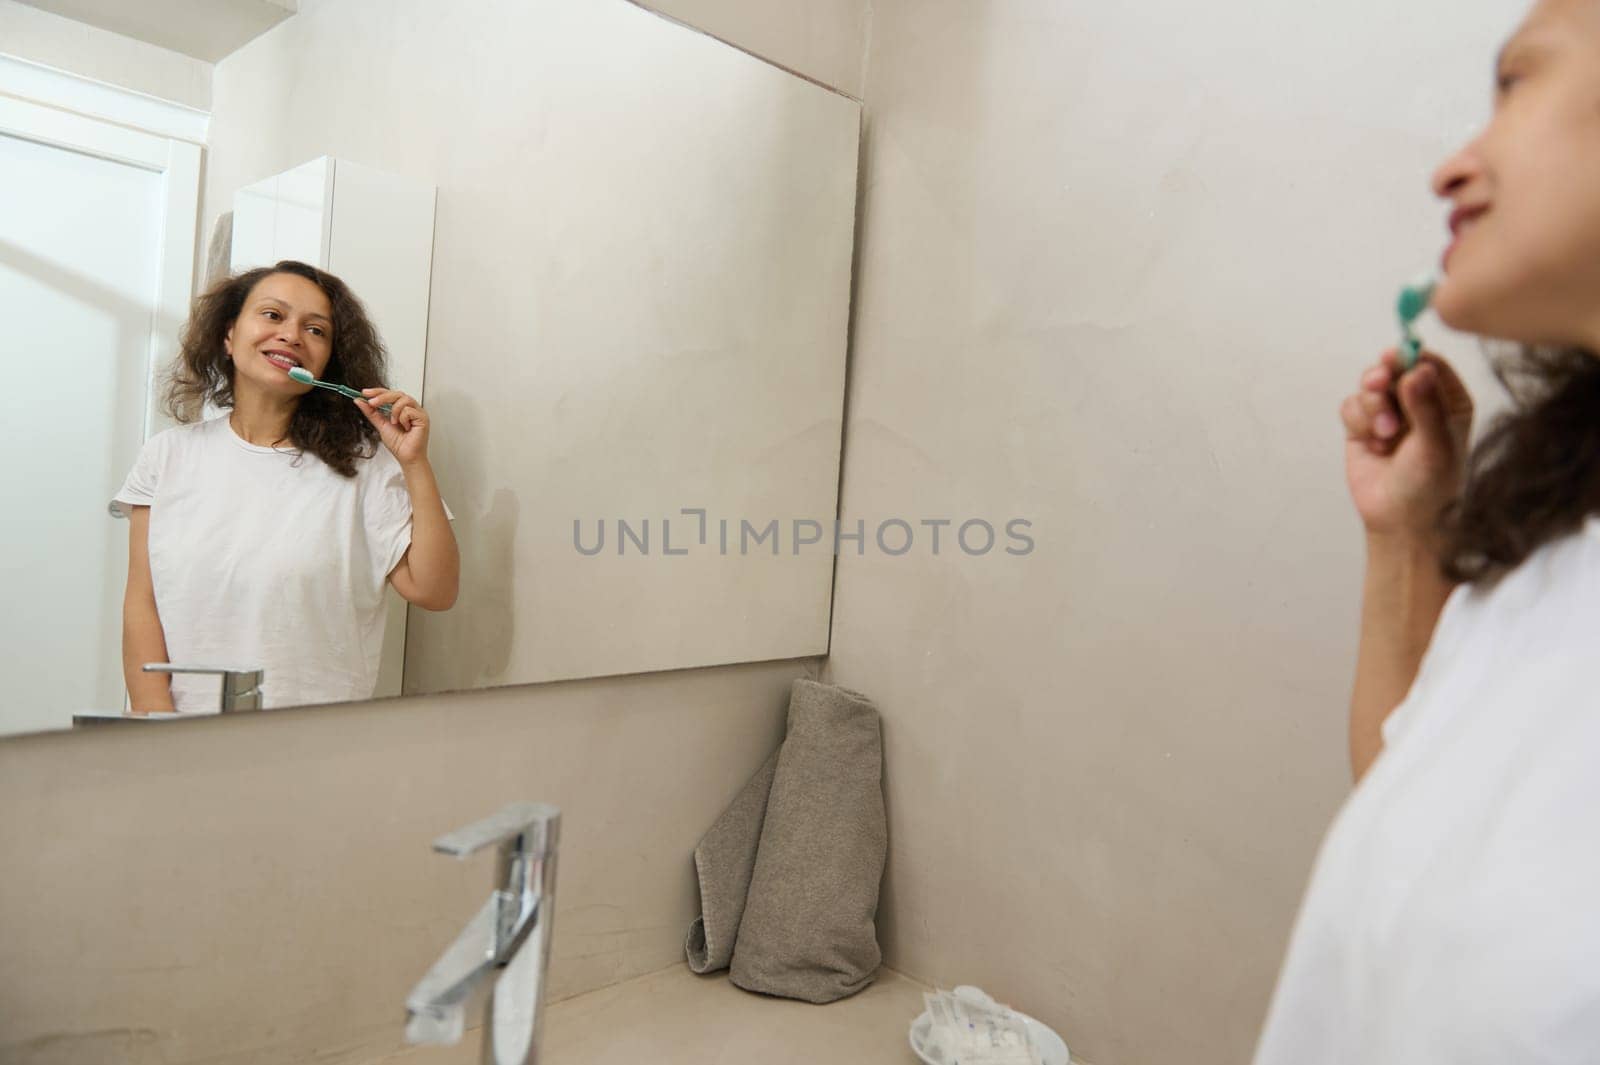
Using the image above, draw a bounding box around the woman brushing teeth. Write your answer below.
[113,260,458,713]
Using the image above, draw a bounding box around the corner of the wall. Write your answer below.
[857,0,875,103]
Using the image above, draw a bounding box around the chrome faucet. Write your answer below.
[406,802,561,1064]
[141,664,263,711]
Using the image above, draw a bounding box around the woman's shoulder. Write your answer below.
[349,444,454,520]
[138,414,227,457]
[1582,512,1600,548]
[1459,514,1600,629]
[1381,517,1600,751]
[1568,512,1600,595]
[1530,513,1600,585]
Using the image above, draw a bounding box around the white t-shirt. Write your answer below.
[113,414,440,711]
[1253,515,1600,1064]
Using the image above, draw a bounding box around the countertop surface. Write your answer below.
[542,964,931,1063]
[375,964,933,1064]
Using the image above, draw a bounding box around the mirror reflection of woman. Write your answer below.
[113,260,458,712]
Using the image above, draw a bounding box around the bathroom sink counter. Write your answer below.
[375,964,932,1063]
[542,964,932,1063]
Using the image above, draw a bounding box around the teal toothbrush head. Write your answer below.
[287,366,392,414]
[1397,274,1437,371]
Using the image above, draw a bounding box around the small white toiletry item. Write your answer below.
[919,986,1044,1065]
[909,985,1071,1065]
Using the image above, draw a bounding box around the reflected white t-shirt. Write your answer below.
[113,414,435,711]
[1253,515,1600,1064]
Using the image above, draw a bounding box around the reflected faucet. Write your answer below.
[141,664,263,711]
[406,802,561,1064]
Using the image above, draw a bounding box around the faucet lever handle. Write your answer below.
[141,663,264,712]
[142,663,261,677]
[432,802,561,860]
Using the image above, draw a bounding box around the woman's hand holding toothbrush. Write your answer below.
[1340,348,1475,545]
[356,388,431,468]
[1342,347,1475,781]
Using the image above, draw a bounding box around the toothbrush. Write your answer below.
[287,366,393,414]
[1396,273,1437,371]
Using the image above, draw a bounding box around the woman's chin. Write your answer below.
[1430,281,1476,334]
[1432,278,1521,342]
[1432,268,1597,348]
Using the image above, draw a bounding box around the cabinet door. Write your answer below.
[326,158,435,399]
[230,156,333,271]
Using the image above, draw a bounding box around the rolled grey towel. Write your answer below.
[204,211,234,287]
[686,750,779,974]
[730,679,887,1003]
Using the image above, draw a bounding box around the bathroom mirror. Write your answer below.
[0,0,860,737]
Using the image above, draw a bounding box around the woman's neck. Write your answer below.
[229,382,298,448]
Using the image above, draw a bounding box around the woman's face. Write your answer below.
[1431,0,1600,350]
[224,272,335,398]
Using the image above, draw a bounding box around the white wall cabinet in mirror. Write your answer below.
[229,155,438,699]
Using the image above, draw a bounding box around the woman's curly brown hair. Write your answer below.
[1435,344,1600,585]
[164,260,389,477]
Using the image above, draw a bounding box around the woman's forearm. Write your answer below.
[401,458,460,609]
[123,606,174,712]
[123,506,174,712]
[1349,531,1457,782]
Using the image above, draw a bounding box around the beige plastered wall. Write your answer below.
[0,662,823,1062]
[823,1,1521,1063]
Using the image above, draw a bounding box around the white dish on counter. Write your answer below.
[908,1007,1070,1065]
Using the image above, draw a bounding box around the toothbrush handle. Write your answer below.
[316,379,392,414]
[1399,337,1422,371]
